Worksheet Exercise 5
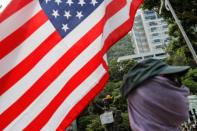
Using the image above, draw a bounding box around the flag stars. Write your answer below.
[78,0,86,6]
[91,0,98,6]
[62,24,69,32]
[64,11,71,19]
[55,0,62,5]
[76,11,83,19]
[45,0,51,4]
[41,0,103,37]
[52,10,59,18]
[66,0,74,6]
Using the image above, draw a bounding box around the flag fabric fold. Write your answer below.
[0,0,143,130]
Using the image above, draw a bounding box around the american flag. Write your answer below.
[0,0,143,130]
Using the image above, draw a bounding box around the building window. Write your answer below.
[164,37,170,43]
[152,33,159,37]
[154,39,161,43]
[161,19,165,23]
[155,53,166,56]
[144,10,155,14]
[144,55,154,59]
[145,15,156,20]
[163,25,168,28]
[155,45,164,49]
[164,31,168,34]
[151,27,157,32]
[149,22,157,26]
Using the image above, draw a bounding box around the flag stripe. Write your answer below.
[0,0,125,129]
[41,65,107,131]
[0,0,41,41]
[0,19,53,79]
[0,10,48,59]
[4,35,104,131]
[0,0,121,116]
[0,21,55,95]
[24,1,128,129]
[0,0,143,129]
[102,0,130,46]
[0,0,108,113]
[105,0,126,19]
[0,2,108,128]
[103,0,143,52]
[0,0,32,23]
[57,72,109,130]
[57,0,143,128]
[24,51,105,130]
[0,32,61,113]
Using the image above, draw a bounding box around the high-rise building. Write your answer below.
[118,9,170,62]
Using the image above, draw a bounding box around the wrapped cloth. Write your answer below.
[127,76,189,131]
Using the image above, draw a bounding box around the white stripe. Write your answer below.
[0,1,41,41]
[102,1,131,42]
[0,21,55,78]
[0,0,106,117]
[42,65,106,131]
[0,0,12,13]
[4,35,103,131]
[104,0,113,5]
[103,54,108,65]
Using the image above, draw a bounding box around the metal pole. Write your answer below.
[165,0,197,64]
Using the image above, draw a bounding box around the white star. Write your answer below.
[64,11,71,19]
[76,11,83,19]
[66,0,73,6]
[52,10,59,18]
[90,0,98,6]
[45,0,51,4]
[78,0,86,6]
[55,0,62,5]
[62,24,69,32]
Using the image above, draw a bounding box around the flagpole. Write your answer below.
[164,0,197,64]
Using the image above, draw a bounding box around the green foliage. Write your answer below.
[143,0,197,92]
[107,34,134,61]
[143,0,197,66]
[182,68,197,94]
[108,59,136,82]
[78,114,105,131]
[118,113,132,131]
[77,60,135,130]
[78,1,197,127]
[86,116,105,131]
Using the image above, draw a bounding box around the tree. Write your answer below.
[107,34,135,61]
[143,0,197,66]
[143,0,197,93]
[77,60,135,130]
[182,68,197,94]
[108,59,136,82]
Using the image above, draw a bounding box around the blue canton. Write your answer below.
[39,0,104,38]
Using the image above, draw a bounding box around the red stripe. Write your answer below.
[0,0,142,129]
[105,0,126,20]
[23,1,125,129]
[0,10,48,59]
[0,0,123,95]
[102,0,144,53]
[0,1,123,128]
[0,16,104,130]
[57,72,109,130]
[0,0,32,23]
[0,31,61,96]
[129,0,144,27]
[57,0,144,129]
[24,51,105,131]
